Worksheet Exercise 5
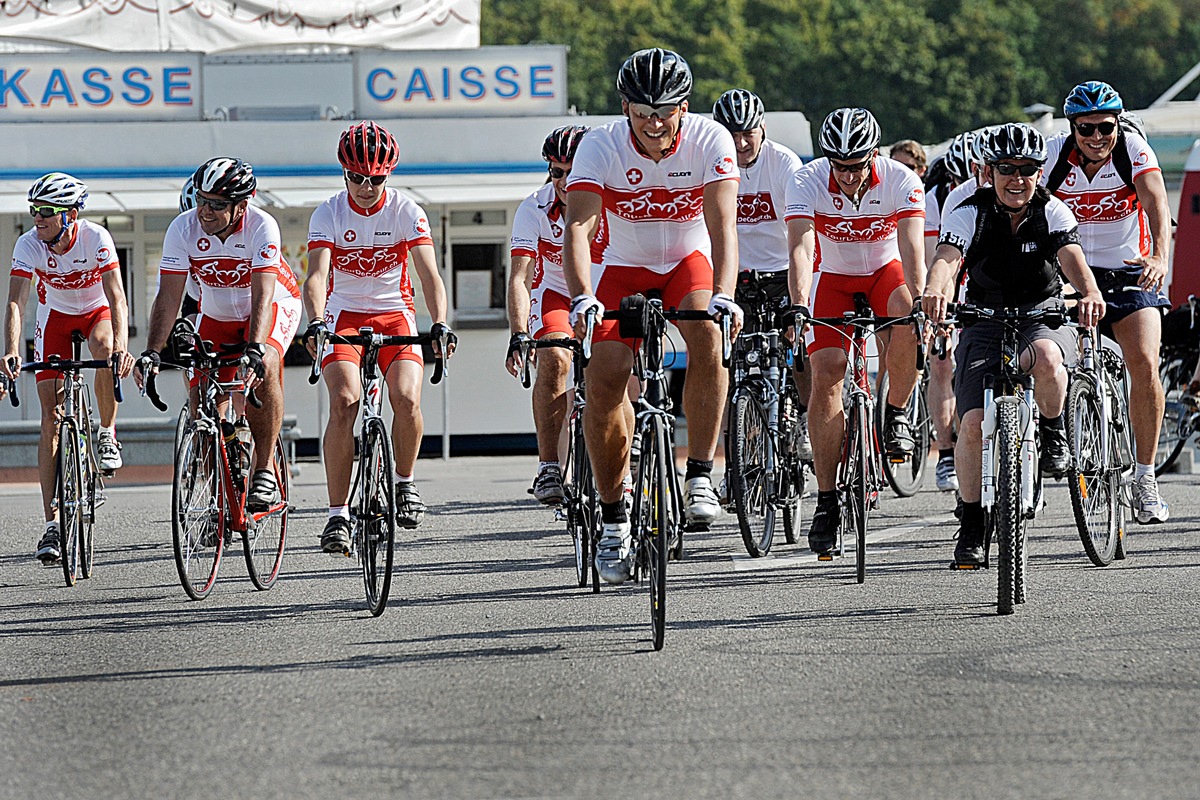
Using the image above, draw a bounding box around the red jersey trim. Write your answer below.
[347,195,387,217]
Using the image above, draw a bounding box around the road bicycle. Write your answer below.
[946,302,1065,615]
[876,359,933,497]
[144,319,289,600]
[724,270,806,557]
[309,325,448,616]
[517,335,598,590]
[2,331,123,587]
[1066,326,1134,566]
[583,294,728,651]
[804,294,925,584]
[1155,340,1199,476]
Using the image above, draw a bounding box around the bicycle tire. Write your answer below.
[851,396,871,584]
[1066,377,1119,566]
[172,421,224,600]
[78,399,97,580]
[56,418,83,587]
[243,437,289,590]
[1155,351,1195,476]
[878,371,931,497]
[730,389,776,557]
[639,415,671,651]
[357,418,396,617]
[566,413,594,588]
[779,381,804,545]
[995,402,1021,615]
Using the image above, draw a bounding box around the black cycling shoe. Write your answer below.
[807,495,840,555]
[954,524,986,567]
[884,408,915,458]
[1040,423,1070,479]
[321,516,352,556]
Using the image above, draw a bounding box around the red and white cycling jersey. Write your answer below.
[11,219,119,314]
[784,157,925,276]
[160,205,299,323]
[566,115,738,274]
[308,188,434,315]
[510,182,571,298]
[1043,131,1159,269]
[735,139,804,273]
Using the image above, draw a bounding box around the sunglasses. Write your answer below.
[830,158,873,173]
[29,205,69,219]
[1073,121,1117,137]
[629,103,681,121]
[345,170,388,186]
[992,162,1041,177]
[195,195,235,212]
[548,165,571,179]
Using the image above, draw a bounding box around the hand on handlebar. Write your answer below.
[921,292,950,326]
[134,349,161,390]
[1075,292,1106,330]
[569,294,604,339]
[707,292,744,338]
[430,322,457,360]
[302,318,328,359]
[242,342,267,391]
[1,354,18,382]
[506,331,533,377]
[110,350,135,379]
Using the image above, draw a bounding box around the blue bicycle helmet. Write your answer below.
[1064,81,1123,119]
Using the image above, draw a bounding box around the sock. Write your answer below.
[886,403,906,418]
[396,473,413,484]
[328,505,350,521]
[45,519,58,531]
[600,499,628,524]
[816,489,837,507]
[99,425,115,438]
[538,461,559,472]
[1042,413,1065,431]
[685,458,713,481]
[1134,463,1154,480]
[961,501,984,528]
[939,448,954,461]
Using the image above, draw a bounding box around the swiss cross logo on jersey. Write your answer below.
[832,196,844,211]
[197,238,211,252]
[1134,150,1149,168]
[344,230,357,243]
[259,243,278,261]
[97,247,111,262]
[907,187,924,205]
[713,156,735,176]
[1065,172,1078,188]
[47,255,58,270]
[550,222,563,238]
[626,168,643,186]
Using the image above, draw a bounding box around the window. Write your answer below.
[452,242,505,326]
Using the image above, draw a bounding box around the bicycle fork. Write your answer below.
[980,388,1038,517]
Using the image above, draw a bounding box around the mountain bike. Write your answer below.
[3,331,123,587]
[804,294,925,584]
[1155,341,1199,476]
[309,325,448,616]
[724,270,805,557]
[144,319,289,600]
[583,294,728,651]
[517,336,598,589]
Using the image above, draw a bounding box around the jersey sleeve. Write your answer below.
[1044,196,1083,251]
[893,169,926,220]
[11,236,35,280]
[401,199,435,247]
[251,215,283,273]
[1125,132,1160,179]
[308,200,335,251]
[510,195,540,259]
[784,163,818,221]
[565,131,608,195]
[159,216,190,276]
[94,226,120,273]
[704,126,740,184]
[937,203,978,255]
[924,192,942,236]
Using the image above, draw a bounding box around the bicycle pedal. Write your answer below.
[816,552,835,562]
[101,468,116,479]
[949,561,986,570]
[683,521,710,533]
[888,455,909,464]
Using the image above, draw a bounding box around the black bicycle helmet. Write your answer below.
[616,48,693,107]
[542,125,590,163]
[712,89,765,132]
[819,107,881,160]
[985,123,1047,164]
[192,157,257,201]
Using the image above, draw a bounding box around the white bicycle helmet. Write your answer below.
[178,176,197,213]
[712,89,765,133]
[193,157,256,201]
[819,108,881,161]
[28,172,88,209]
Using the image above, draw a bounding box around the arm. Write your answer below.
[100,266,134,377]
[3,275,31,378]
[302,246,333,324]
[786,217,816,307]
[921,244,964,324]
[703,179,739,297]
[1059,243,1105,329]
[248,271,278,346]
[409,243,453,358]
[563,189,601,302]
[144,272,186,353]
[1130,169,1173,289]
[898,216,927,299]
[507,255,534,335]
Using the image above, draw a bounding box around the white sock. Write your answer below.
[1134,463,1154,480]
[328,505,350,521]
[396,473,413,485]
[539,461,559,472]
[99,425,115,438]
[45,520,58,531]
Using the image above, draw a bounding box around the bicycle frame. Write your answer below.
[977,326,1040,521]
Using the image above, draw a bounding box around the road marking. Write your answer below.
[729,516,944,571]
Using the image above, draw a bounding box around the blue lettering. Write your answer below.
[442,67,451,99]
[0,69,33,108]
[530,65,554,98]
[366,67,395,102]
[495,66,520,99]
[121,67,152,106]
[162,67,192,105]
[403,68,434,101]
[40,68,77,106]
[81,68,113,106]
[459,67,485,100]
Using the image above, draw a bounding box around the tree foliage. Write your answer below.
[483,0,1200,142]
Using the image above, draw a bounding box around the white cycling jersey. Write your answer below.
[566,115,738,273]
[938,179,990,235]
[735,139,804,273]
[11,220,119,315]
[308,188,434,315]
[510,182,570,298]
[160,205,300,323]
[784,156,925,275]
[1043,131,1160,269]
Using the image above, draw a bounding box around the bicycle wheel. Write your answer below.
[566,414,595,588]
[56,418,84,587]
[1066,377,1119,566]
[243,437,289,590]
[172,421,224,600]
[356,418,396,617]
[78,399,98,580]
[729,389,776,557]
[631,417,670,651]
[995,402,1022,615]
[1156,349,1196,475]
[878,371,931,497]
[779,381,804,545]
[849,397,871,584]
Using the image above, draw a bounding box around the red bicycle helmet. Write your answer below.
[338,121,400,176]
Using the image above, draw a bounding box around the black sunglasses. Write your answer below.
[195,195,234,212]
[548,165,570,179]
[1074,121,1117,137]
[992,162,1041,177]
[830,158,872,173]
[345,170,388,186]
[29,205,69,219]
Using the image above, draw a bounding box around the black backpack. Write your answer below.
[1043,132,1135,196]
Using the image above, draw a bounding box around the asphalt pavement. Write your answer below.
[2,456,1200,799]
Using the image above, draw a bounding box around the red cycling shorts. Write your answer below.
[807,259,907,354]
[321,307,423,375]
[33,305,111,382]
[593,251,713,345]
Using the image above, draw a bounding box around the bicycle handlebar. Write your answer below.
[7,354,124,405]
[307,327,447,385]
[517,337,580,389]
[944,302,1071,329]
[579,298,729,368]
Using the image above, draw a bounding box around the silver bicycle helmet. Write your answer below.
[819,107,881,160]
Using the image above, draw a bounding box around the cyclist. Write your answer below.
[785,107,927,555]
[2,172,135,563]
[1044,81,1173,524]
[302,121,454,554]
[889,139,928,178]
[137,157,302,513]
[922,122,1106,566]
[712,88,812,469]
[563,47,742,584]
[506,124,591,506]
